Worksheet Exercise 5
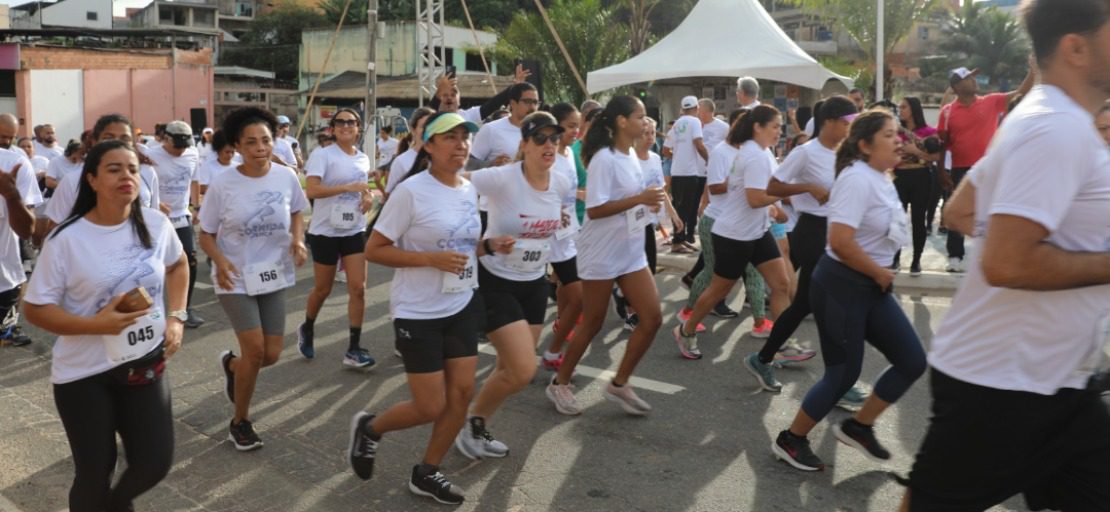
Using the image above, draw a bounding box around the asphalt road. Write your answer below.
[0,259,1027,512]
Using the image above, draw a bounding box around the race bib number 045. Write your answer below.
[102,309,165,365]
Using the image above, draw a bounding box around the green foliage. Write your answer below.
[937,1,1029,89]
[221,2,327,82]
[321,0,369,24]
[785,0,941,59]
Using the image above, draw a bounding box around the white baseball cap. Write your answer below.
[680,96,698,109]
[949,67,980,85]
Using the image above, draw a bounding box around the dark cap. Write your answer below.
[520,112,564,140]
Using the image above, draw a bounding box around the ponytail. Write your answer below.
[582,95,640,165]
[810,100,827,138]
[834,110,895,176]
[726,105,780,146]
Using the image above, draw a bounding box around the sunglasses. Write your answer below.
[333,119,359,127]
[528,133,561,145]
[517,98,540,106]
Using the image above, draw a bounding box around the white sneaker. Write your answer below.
[545,379,581,415]
[603,381,651,416]
[335,269,348,283]
[946,257,963,273]
[454,417,508,459]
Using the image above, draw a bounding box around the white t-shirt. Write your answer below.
[772,139,837,217]
[377,137,399,168]
[46,156,82,183]
[198,165,309,295]
[929,85,1110,395]
[274,138,298,168]
[29,155,50,176]
[638,151,665,225]
[305,144,370,238]
[703,142,740,220]
[667,115,705,177]
[803,117,815,138]
[470,117,521,164]
[0,149,42,293]
[46,164,160,224]
[824,161,904,266]
[460,105,483,125]
[373,171,481,320]
[25,208,182,384]
[711,140,774,241]
[143,144,198,224]
[550,152,578,263]
[385,148,417,194]
[472,163,569,282]
[702,118,730,154]
[195,158,236,187]
[576,147,648,280]
[34,141,63,162]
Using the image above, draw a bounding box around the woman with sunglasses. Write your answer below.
[347,112,511,505]
[297,108,376,368]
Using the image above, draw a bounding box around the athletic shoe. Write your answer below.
[184,309,205,329]
[833,418,891,462]
[750,319,774,338]
[454,417,509,460]
[711,301,739,318]
[228,419,263,451]
[297,322,315,359]
[1,325,32,347]
[836,385,869,412]
[772,340,816,367]
[624,314,639,331]
[889,261,901,274]
[675,308,706,333]
[611,289,628,320]
[946,257,963,273]
[219,350,235,403]
[603,381,651,415]
[772,430,824,471]
[743,353,782,392]
[910,262,922,277]
[545,378,581,415]
[348,412,378,480]
[409,465,465,505]
[335,269,347,283]
[673,324,702,360]
[343,349,377,369]
[541,352,564,372]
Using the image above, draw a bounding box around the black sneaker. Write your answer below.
[623,314,639,331]
[833,419,891,462]
[910,262,922,277]
[228,419,263,451]
[219,350,235,404]
[710,301,739,318]
[611,289,628,320]
[409,465,465,505]
[1,325,32,347]
[772,430,824,471]
[297,322,315,359]
[184,309,205,329]
[348,412,378,480]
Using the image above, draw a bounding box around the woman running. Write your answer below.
[199,107,309,451]
[545,95,666,416]
[895,96,941,275]
[383,107,436,201]
[455,111,572,460]
[298,108,376,368]
[543,102,584,371]
[771,110,926,472]
[23,140,189,512]
[195,130,237,196]
[672,106,792,362]
[347,112,510,505]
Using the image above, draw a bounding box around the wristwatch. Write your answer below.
[168,310,189,323]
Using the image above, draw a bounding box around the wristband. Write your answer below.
[483,238,493,255]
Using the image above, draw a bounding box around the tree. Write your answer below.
[222,4,328,82]
[494,0,631,105]
[619,0,664,55]
[938,2,1029,89]
[321,0,368,25]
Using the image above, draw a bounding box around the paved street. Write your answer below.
[0,257,1025,512]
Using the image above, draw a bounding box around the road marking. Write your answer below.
[477,343,686,395]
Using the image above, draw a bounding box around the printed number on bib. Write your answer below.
[329,202,362,230]
[170,214,191,229]
[626,206,650,235]
[505,239,551,272]
[243,259,289,296]
[102,309,165,365]
[442,255,477,294]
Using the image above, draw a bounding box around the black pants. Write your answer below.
[0,285,20,330]
[175,226,198,309]
[644,224,657,274]
[758,213,826,363]
[670,176,705,244]
[945,167,970,260]
[926,167,943,231]
[53,367,174,512]
[894,167,932,266]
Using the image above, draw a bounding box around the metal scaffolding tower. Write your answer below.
[416,0,445,106]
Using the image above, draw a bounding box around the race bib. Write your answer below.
[243,259,290,296]
[626,206,650,235]
[887,206,910,248]
[555,206,577,240]
[102,309,165,365]
[170,214,191,229]
[329,202,362,230]
[505,239,551,273]
[441,255,477,294]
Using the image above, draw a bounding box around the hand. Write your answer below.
[291,241,307,267]
[938,170,955,193]
[873,268,896,292]
[810,185,830,205]
[436,73,457,92]
[489,235,515,255]
[346,181,371,194]
[158,202,171,215]
[360,194,374,214]
[214,257,240,291]
[0,163,22,201]
[770,205,788,223]
[671,216,684,234]
[514,63,532,84]
[639,186,667,207]
[163,320,183,359]
[427,251,470,274]
[492,155,512,166]
[560,209,570,229]
[94,294,149,335]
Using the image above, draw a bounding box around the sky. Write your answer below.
[1,0,154,18]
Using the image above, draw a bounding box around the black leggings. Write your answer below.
[670,176,705,244]
[644,224,657,274]
[945,168,970,259]
[894,166,932,265]
[757,213,826,363]
[175,226,198,308]
[0,284,20,329]
[53,368,174,512]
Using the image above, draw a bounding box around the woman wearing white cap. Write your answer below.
[273,115,302,170]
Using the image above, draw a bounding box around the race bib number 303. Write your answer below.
[505,239,551,273]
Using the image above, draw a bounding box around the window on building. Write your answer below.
[159,6,187,25]
[464,51,486,73]
[236,1,254,17]
[86,11,98,21]
[0,71,15,97]
[919,26,930,40]
[194,9,215,27]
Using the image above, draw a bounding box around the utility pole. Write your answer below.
[364,0,378,161]
[876,0,884,101]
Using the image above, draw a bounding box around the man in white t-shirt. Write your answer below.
[0,147,41,346]
[666,95,708,250]
[376,126,399,170]
[32,124,63,162]
[469,82,539,167]
[698,99,729,151]
[904,1,1110,509]
[432,63,533,125]
[736,76,761,110]
[274,115,303,170]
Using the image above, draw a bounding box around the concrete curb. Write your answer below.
[656,251,961,292]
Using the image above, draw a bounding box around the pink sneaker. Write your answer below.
[542,353,564,371]
[676,308,707,333]
[751,319,774,338]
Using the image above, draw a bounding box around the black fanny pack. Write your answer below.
[111,342,166,386]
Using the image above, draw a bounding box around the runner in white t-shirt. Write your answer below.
[348,112,511,506]
[19,136,53,247]
[17,137,49,182]
[771,110,925,473]
[545,96,667,417]
[45,149,84,192]
[376,126,399,170]
[194,130,239,196]
[383,107,435,198]
[635,117,682,276]
[299,108,376,368]
[199,108,309,453]
[469,83,539,168]
[0,146,40,347]
[22,140,188,511]
[33,124,63,162]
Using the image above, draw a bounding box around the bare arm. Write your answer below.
[744,188,781,209]
[23,295,147,337]
[766,178,827,203]
[980,214,1110,290]
[942,178,976,236]
[693,138,709,162]
[586,187,663,220]
[305,176,369,200]
[1007,67,1036,103]
[4,197,32,239]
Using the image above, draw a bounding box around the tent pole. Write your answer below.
[876,0,884,101]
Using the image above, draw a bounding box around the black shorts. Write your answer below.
[711,231,780,280]
[908,369,1110,511]
[478,262,549,332]
[551,257,580,285]
[392,293,483,374]
[309,232,366,265]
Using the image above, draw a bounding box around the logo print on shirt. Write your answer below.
[94,242,158,310]
[242,190,287,239]
[437,198,480,252]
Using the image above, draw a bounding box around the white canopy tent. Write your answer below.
[586,0,852,94]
